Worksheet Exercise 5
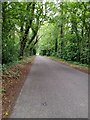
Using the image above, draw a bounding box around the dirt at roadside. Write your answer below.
[2,60,34,118]
[48,57,89,74]
[58,61,89,74]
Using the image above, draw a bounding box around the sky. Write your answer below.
[0,0,89,2]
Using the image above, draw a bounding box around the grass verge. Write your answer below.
[47,56,89,74]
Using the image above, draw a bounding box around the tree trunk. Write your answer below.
[75,25,80,62]
[19,25,30,58]
[60,24,64,58]
[55,38,58,53]
[88,23,90,65]
[19,3,35,58]
[60,2,64,58]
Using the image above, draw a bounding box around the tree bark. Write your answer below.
[19,3,35,58]
[60,2,64,58]
[55,38,58,53]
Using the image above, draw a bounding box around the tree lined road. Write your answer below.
[10,56,88,118]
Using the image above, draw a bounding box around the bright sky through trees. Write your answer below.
[2,1,90,65]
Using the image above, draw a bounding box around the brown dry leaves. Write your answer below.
[2,61,33,118]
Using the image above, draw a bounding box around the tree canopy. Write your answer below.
[2,1,90,65]
[38,2,90,64]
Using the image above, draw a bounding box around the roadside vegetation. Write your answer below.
[1,1,90,118]
[38,2,90,66]
[2,2,90,67]
[2,56,35,118]
[47,56,89,73]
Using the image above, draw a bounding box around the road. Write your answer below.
[10,56,88,118]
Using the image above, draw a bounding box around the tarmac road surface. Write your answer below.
[10,56,88,118]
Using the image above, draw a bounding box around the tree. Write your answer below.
[2,1,90,65]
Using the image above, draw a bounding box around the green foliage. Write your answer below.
[0,88,6,94]
[38,2,89,65]
[2,2,45,65]
[2,2,90,66]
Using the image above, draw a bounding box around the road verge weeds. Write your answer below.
[47,56,89,74]
[2,56,35,118]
